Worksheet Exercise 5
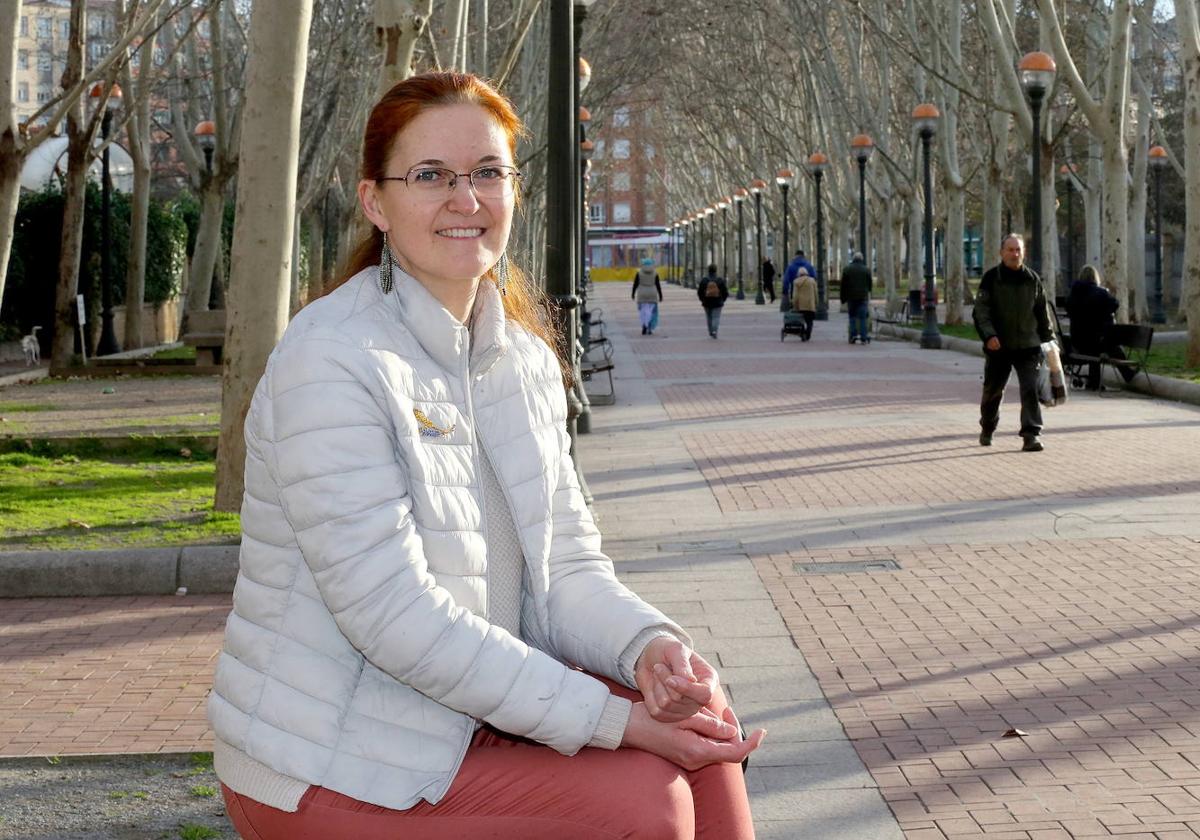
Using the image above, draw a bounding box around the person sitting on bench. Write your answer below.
[1065,265,1135,391]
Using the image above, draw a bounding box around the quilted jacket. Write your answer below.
[207,266,685,811]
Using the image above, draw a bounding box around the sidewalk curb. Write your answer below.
[876,323,1200,406]
[0,544,238,597]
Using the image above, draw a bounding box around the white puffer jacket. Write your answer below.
[207,267,685,811]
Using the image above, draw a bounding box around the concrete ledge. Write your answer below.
[0,548,179,597]
[877,323,1200,406]
[179,545,240,593]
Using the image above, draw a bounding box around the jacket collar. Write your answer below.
[382,264,508,375]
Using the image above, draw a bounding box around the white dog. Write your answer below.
[20,326,41,366]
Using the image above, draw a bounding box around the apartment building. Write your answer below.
[14,0,119,126]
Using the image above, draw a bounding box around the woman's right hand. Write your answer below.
[620,702,765,771]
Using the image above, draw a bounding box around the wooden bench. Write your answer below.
[870,298,910,337]
[1061,323,1154,395]
[181,309,226,366]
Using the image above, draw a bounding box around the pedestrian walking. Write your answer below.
[781,250,813,304]
[760,256,777,303]
[698,263,730,338]
[208,71,762,840]
[840,251,872,344]
[790,267,817,341]
[1065,264,1135,391]
[632,257,663,335]
[973,233,1057,452]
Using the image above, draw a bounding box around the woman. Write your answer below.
[208,72,762,839]
[633,257,664,335]
[1065,264,1133,390]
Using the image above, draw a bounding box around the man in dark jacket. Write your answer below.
[840,252,873,344]
[760,257,777,303]
[698,264,730,338]
[972,234,1056,452]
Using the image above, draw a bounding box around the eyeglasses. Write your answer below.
[378,164,522,198]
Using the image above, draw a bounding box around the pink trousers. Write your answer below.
[222,677,754,840]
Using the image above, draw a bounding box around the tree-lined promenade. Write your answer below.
[1,1,1198,520]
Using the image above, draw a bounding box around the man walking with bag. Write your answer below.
[698,264,729,338]
[972,234,1056,452]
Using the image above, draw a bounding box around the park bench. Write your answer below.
[181,309,226,367]
[1061,323,1154,396]
[581,330,615,406]
[870,298,911,337]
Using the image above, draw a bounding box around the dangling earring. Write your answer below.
[494,252,509,297]
[379,232,394,294]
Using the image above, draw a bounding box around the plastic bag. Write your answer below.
[1039,341,1068,407]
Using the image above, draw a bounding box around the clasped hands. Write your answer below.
[622,636,765,771]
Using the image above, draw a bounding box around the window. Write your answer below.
[88,16,102,36]
[645,144,655,160]
[88,42,105,63]
[589,204,605,224]
[612,139,630,160]
[613,106,630,127]
[20,17,28,37]
[37,53,51,72]
[18,50,28,70]
[613,202,631,223]
[17,83,29,103]
[37,87,51,103]
[59,20,70,40]
[612,172,631,191]
[592,139,604,160]
[37,17,51,39]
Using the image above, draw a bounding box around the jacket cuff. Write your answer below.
[586,694,633,750]
[617,625,682,687]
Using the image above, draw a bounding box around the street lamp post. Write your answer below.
[850,134,874,261]
[194,120,216,174]
[1059,164,1075,283]
[92,82,123,356]
[750,179,767,305]
[705,206,715,271]
[776,170,793,311]
[1019,51,1057,278]
[733,189,748,299]
[913,103,942,349]
[1149,144,1169,324]
[718,198,730,284]
[805,154,829,320]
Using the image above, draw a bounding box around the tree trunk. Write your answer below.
[880,199,896,302]
[0,2,21,310]
[376,0,432,95]
[306,204,325,303]
[906,190,921,291]
[51,3,88,369]
[122,20,156,350]
[1177,0,1200,364]
[944,177,965,324]
[1085,143,1103,267]
[186,185,224,314]
[1101,138,1131,320]
[214,0,314,511]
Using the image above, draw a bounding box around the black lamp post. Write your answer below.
[1060,164,1075,284]
[92,82,123,356]
[851,134,874,261]
[806,154,829,320]
[1019,51,1057,277]
[1149,144,1169,324]
[750,179,767,305]
[733,189,747,299]
[776,169,793,311]
[718,198,730,284]
[705,205,715,271]
[195,119,216,174]
[913,103,942,349]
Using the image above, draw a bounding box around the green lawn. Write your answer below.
[0,451,239,550]
[152,345,198,360]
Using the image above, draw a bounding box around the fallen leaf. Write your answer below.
[1002,728,1029,738]
[180,448,192,458]
[67,519,92,530]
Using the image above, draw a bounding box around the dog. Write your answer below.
[20,326,41,366]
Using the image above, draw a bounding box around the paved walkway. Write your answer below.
[4,280,1200,838]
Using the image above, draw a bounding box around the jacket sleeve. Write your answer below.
[655,276,663,300]
[260,335,609,756]
[631,277,639,300]
[973,271,996,342]
[542,423,690,687]
[1035,278,1055,343]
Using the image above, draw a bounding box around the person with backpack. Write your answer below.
[632,257,663,335]
[698,264,730,338]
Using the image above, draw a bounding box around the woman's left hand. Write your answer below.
[634,637,719,722]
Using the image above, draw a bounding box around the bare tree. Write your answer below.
[1177,0,1200,364]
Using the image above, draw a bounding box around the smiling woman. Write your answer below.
[208,72,760,840]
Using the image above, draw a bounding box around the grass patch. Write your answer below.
[178,825,221,840]
[0,451,240,550]
[189,784,217,798]
[153,346,197,361]
[0,403,56,413]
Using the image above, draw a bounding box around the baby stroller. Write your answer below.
[781,309,810,342]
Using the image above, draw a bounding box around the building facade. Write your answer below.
[14,0,119,126]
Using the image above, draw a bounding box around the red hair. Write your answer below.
[329,72,566,378]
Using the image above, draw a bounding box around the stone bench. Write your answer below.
[181,309,226,366]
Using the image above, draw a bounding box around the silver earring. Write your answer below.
[495,252,509,297]
[379,232,394,294]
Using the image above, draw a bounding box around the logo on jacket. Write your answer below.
[413,408,456,438]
